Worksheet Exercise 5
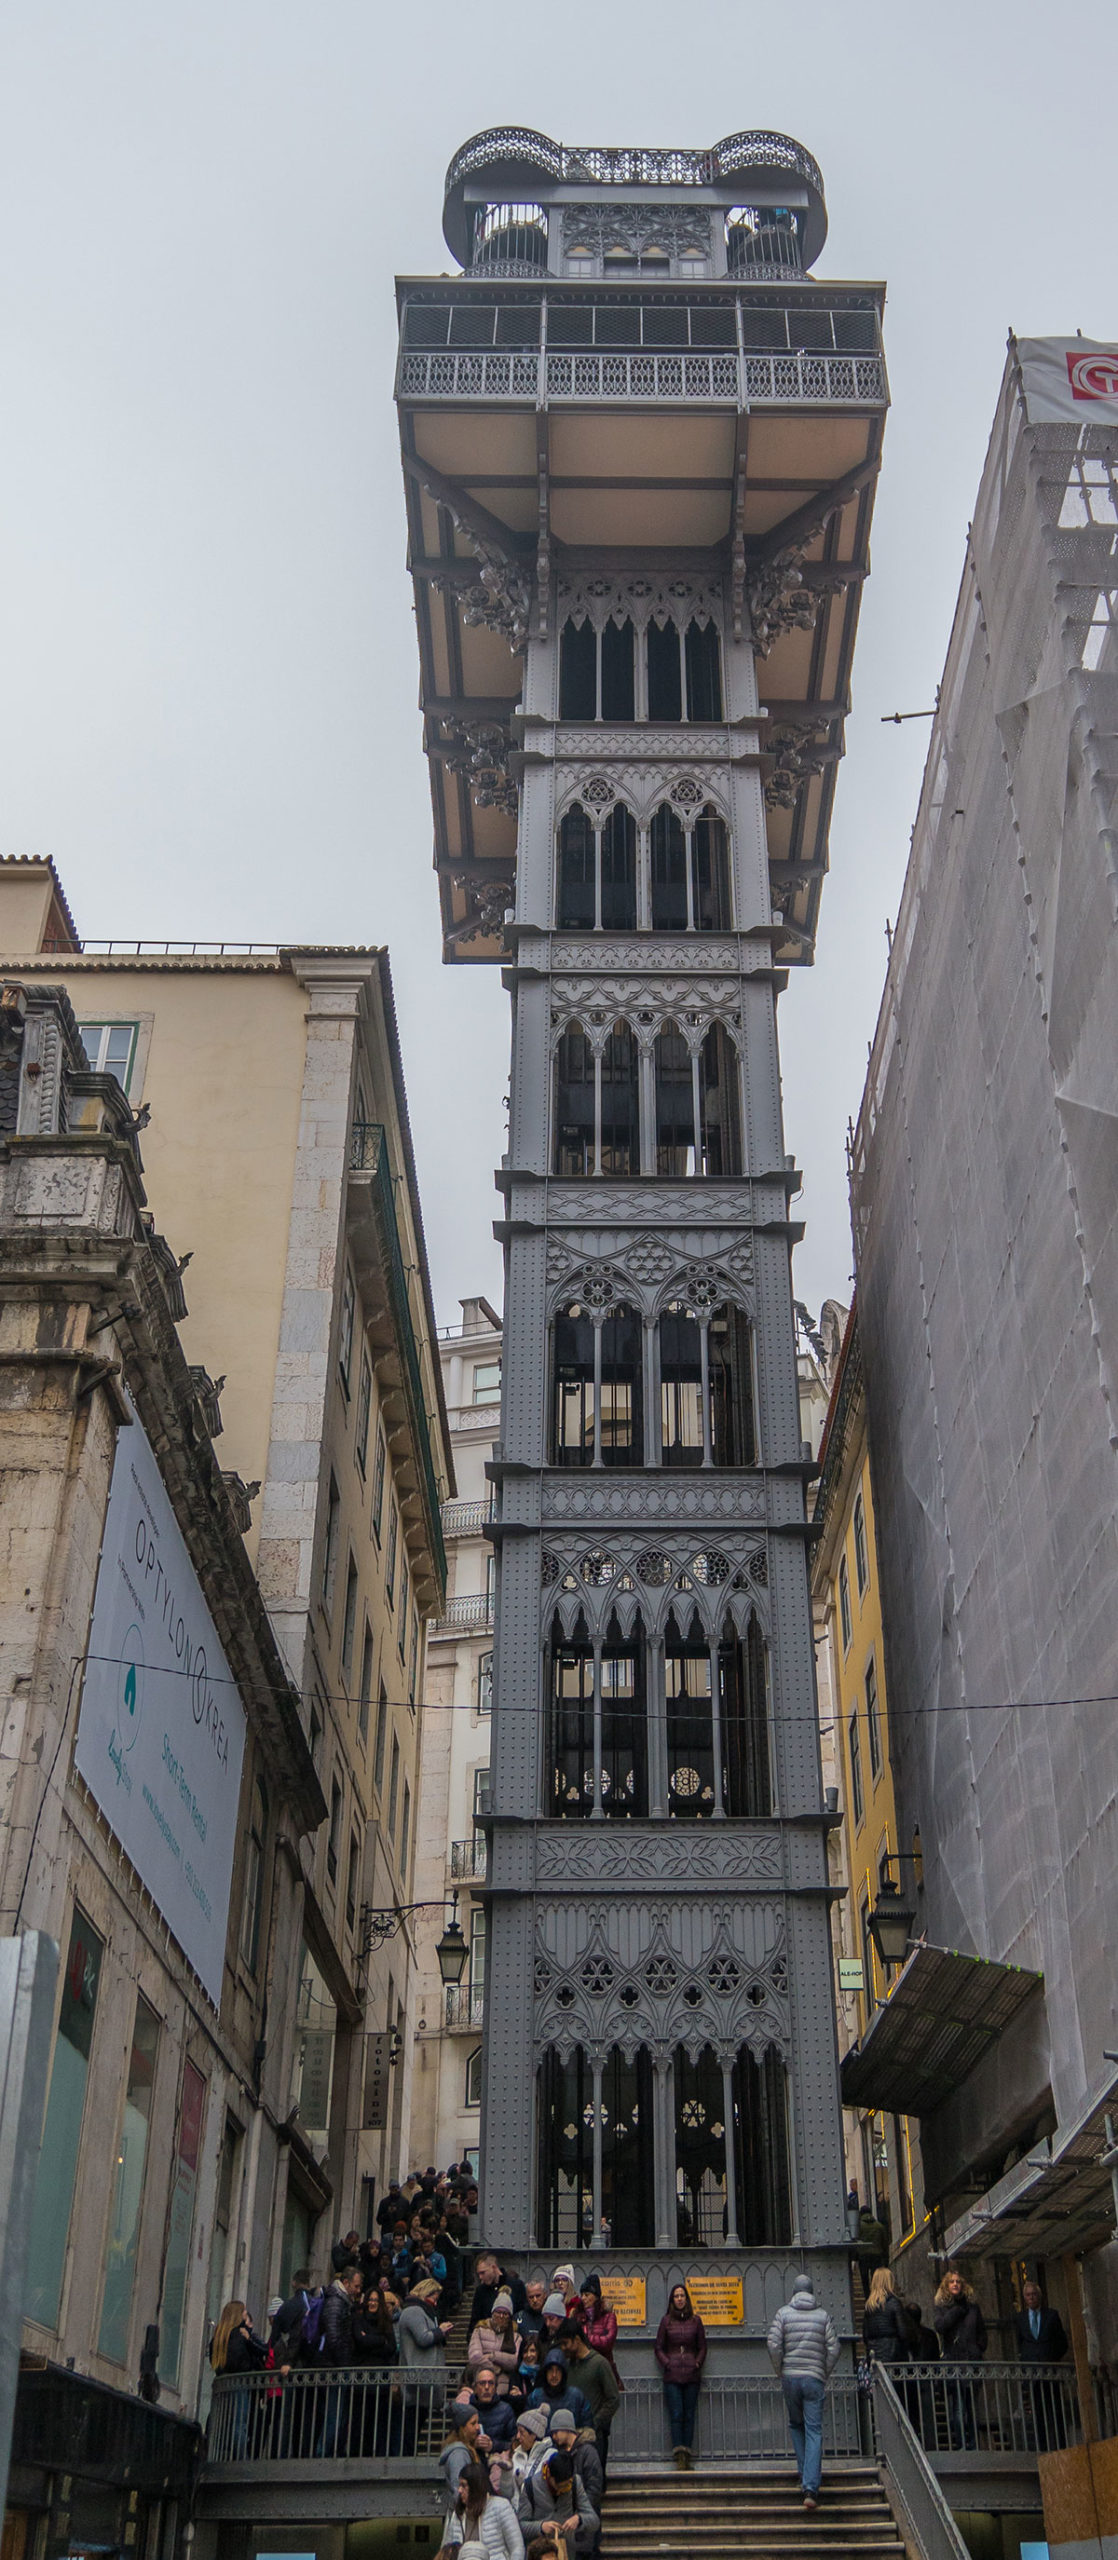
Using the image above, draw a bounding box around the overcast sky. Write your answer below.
[3,0,1116,1327]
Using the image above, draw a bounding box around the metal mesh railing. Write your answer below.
[398,347,885,406]
[872,2367,972,2560]
[207,2366,447,2465]
[877,2361,1081,2457]
[611,2372,867,2462]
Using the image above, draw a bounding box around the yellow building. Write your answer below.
[812,1301,920,2267]
[0,857,452,2265]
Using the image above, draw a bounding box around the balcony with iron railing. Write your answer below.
[444,1982,486,2028]
[431,1591,494,1634]
[449,1836,487,1883]
[440,1496,496,1539]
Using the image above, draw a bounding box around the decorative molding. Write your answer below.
[560,204,713,262]
[550,982,743,1051]
[556,571,723,636]
[550,938,742,974]
[763,728,835,809]
[540,1528,769,1641]
[545,1232,755,1320]
[533,1897,789,2065]
[555,765,730,826]
[439,718,519,816]
[556,727,734,763]
[547,1183,761,1223]
[534,1825,784,1885]
[542,1475,767,1525]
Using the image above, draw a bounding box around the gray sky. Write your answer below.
[3,0,1116,1326]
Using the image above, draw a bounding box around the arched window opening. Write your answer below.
[554,1027,595,1175]
[650,805,688,931]
[685,619,724,721]
[559,619,597,720]
[674,2044,728,2245]
[699,1025,742,1175]
[665,1607,716,1818]
[547,1611,647,1816]
[708,1305,756,1465]
[557,807,596,929]
[599,1023,639,1175]
[558,617,635,722]
[601,618,636,723]
[655,1024,696,1177]
[552,1299,643,1467]
[693,809,730,929]
[718,1611,772,1815]
[600,805,637,930]
[732,2047,792,2244]
[647,617,683,722]
[660,1303,704,1466]
[537,2047,654,2251]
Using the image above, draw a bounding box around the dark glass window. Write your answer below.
[600,1305,643,1464]
[553,1306,596,1467]
[732,2047,792,2244]
[650,805,689,930]
[647,617,683,721]
[600,2048,654,2245]
[599,1023,638,1174]
[675,2043,728,2245]
[548,1613,647,1816]
[655,1024,695,1176]
[699,1024,741,1176]
[685,619,724,720]
[718,1613,771,1815]
[660,1302,704,1466]
[665,1609,716,1817]
[600,805,637,929]
[708,1305,755,1464]
[537,2046,654,2250]
[601,618,636,722]
[559,618,597,719]
[555,1028,595,1175]
[557,807,596,928]
[693,810,730,928]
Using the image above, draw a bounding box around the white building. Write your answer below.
[409,1298,501,2177]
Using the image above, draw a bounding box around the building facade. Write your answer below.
[0,864,452,2293]
[397,127,887,2344]
[810,1303,921,2269]
[0,979,323,2560]
[410,1298,502,2177]
[848,340,1118,2374]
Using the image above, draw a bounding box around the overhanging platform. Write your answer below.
[839,1944,1043,2117]
[943,2069,1118,2262]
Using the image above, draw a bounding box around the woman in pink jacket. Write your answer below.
[467,2291,521,2394]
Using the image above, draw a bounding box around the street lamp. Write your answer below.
[360,1888,469,1984]
[867,1875,917,1972]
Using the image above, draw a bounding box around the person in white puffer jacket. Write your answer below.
[767,2278,840,2512]
[446,2460,525,2560]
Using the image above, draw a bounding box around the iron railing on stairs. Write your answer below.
[872,2366,973,2560]
[611,2372,866,2462]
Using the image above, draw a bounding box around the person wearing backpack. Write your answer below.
[270,2269,322,2366]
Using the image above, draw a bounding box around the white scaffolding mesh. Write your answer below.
[850,346,1118,2181]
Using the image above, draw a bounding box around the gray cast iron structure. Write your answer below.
[396,127,887,2341]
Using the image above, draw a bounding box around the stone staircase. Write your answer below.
[601,2463,904,2560]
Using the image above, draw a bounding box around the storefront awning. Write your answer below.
[839,1943,1043,2116]
[943,2074,1118,2262]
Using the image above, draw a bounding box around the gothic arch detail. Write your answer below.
[533,1897,790,2065]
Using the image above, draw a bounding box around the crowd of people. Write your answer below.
[209,2161,1072,2507]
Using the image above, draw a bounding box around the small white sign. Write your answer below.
[839,1958,865,1991]
[74,1410,247,2006]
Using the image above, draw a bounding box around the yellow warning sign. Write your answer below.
[684,2274,744,2326]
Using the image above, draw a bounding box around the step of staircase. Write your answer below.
[601,2459,901,2560]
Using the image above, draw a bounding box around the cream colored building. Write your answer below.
[0,859,452,2267]
[409,1298,501,2179]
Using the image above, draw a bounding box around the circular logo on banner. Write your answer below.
[1066,349,1118,401]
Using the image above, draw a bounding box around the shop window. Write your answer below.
[26,1909,104,2329]
[97,1995,160,2363]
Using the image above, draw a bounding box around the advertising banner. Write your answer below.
[1018,337,1118,426]
[74,1412,247,2007]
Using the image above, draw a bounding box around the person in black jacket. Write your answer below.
[317,2267,364,2456]
[470,2251,528,2329]
[933,2270,987,2449]
[863,2268,914,2363]
[1015,2283,1070,2450]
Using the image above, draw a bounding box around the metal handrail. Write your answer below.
[873,2359,1081,2458]
[433,1593,494,1631]
[441,1497,496,1537]
[445,1983,486,2027]
[449,1837,487,1881]
[610,2371,865,2461]
[872,2366,971,2560]
[206,2365,446,2466]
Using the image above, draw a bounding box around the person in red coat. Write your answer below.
[576,2274,622,2481]
[654,2283,707,2470]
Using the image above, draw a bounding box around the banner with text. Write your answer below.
[1018,337,1118,426]
[75,1411,246,2006]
